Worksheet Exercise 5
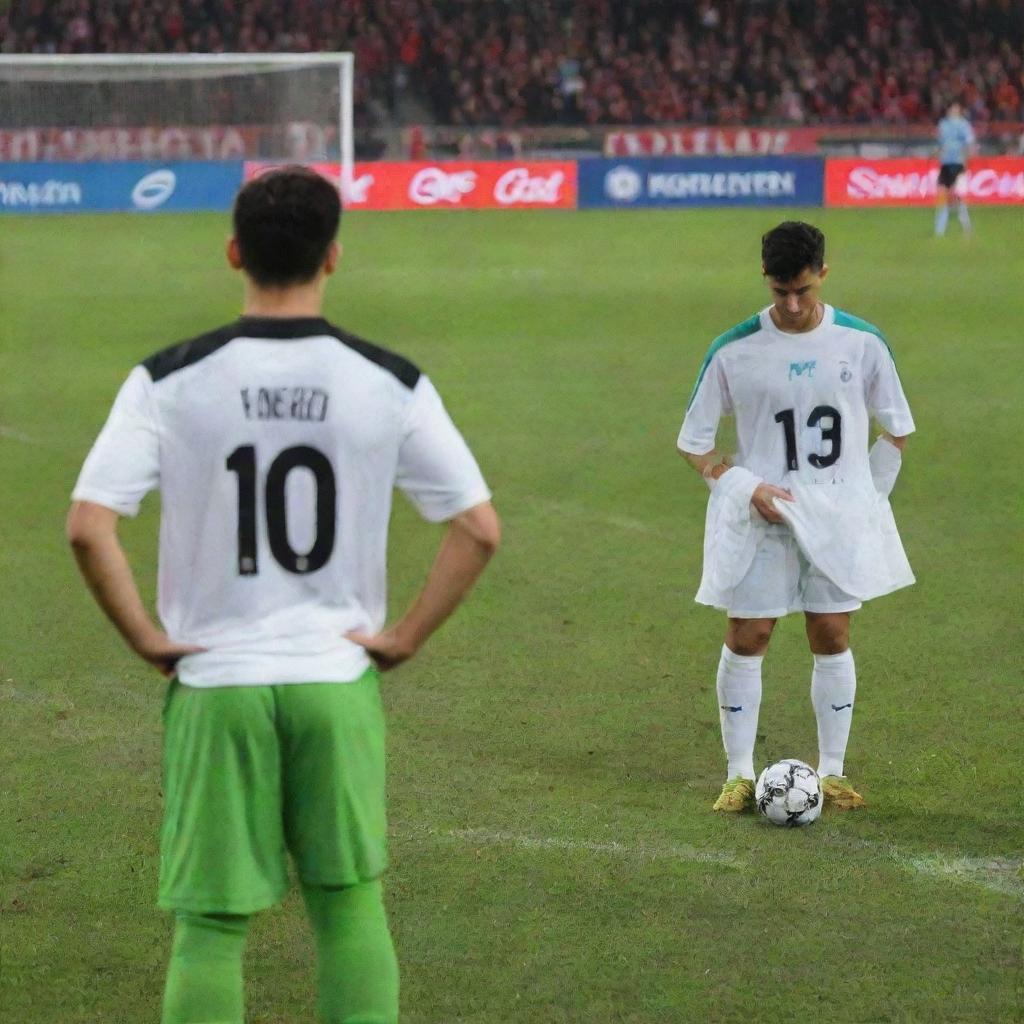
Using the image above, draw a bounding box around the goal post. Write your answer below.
[0,52,355,197]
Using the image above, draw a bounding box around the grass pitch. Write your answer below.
[1,207,1022,1023]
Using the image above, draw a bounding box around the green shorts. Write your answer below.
[158,667,387,915]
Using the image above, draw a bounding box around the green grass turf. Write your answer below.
[1,207,1022,1023]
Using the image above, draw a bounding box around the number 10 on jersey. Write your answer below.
[226,445,337,575]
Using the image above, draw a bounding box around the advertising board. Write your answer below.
[0,160,243,213]
[244,160,578,210]
[604,128,824,157]
[579,157,824,208]
[825,157,1024,206]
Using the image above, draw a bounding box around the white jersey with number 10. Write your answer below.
[73,316,491,688]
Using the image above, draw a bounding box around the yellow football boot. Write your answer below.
[820,775,866,809]
[713,777,756,812]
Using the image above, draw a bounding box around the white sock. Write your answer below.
[716,645,763,781]
[811,650,856,778]
[935,206,949,236]
[957,202,971,231]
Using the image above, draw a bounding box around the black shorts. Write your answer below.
[938,163,964,189]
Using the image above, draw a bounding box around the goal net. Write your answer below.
[0,53,355,192]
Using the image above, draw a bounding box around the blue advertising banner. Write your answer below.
[0,161,243,214]
[579,157,824,209]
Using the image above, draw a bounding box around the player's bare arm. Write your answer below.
[66,500,205,676]
[348,499,500,671]
[678,445,793,523]
[677,445,731,482]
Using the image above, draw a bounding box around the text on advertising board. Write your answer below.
[825,157,1024,206]
[0,161,242,213]
[579,157,824,208]
[605,127,824,157]
[244,160,578,210]
[0,124,333,162]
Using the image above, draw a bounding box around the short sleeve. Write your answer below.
[395,375,491,522]
[677,351,731,455]
[865,338,915,437]
[72,365,160,516]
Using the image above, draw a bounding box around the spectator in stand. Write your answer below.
[406,123,427,160]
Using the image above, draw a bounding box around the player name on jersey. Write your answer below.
[240,386,329,422]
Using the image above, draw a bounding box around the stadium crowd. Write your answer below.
[3,0,1023,128]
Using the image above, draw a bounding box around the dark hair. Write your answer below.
[761,221,825,281]
[233,166,341,287]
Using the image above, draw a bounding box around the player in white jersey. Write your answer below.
[934,100,976,236]
[676,221,915,814]
[67,167,500,1024]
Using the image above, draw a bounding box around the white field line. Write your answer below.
[399,824,1023,899]
[0,424,43,445]
[533,497,677,542]
[398,825,742,869]
[344,265,550,281]
[905,853,1023,898]
[822,835,1024,900]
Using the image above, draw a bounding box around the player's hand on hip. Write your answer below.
[132,631,206,678]
[751,483,794,524]
[346,628,417,672]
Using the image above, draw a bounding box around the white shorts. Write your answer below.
[727,525,862,619]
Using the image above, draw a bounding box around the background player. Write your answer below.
[934,100,976,236]
[67,166,500,1024]
[676,221,915,814]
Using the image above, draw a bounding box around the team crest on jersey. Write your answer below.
[839,362,853,382]
[788,360,816,380]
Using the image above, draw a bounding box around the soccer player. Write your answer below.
[934,100,976,236]
[67,166,500,1024]
[676,221,915,814]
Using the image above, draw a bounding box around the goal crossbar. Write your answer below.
[0,53,351,66]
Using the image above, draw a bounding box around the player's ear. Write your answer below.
[818,263,829,282]
[226,237,244,271]
[324,241,341,276]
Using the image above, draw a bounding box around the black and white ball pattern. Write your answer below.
[755,759,822,827]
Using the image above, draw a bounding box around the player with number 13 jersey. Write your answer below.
[677,221,915,817]
[682,300,913,494]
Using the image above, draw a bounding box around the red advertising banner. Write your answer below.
[604,128,824,157]
[245,160,578,210]
[825,157,1024,206]
[0,126,283,162]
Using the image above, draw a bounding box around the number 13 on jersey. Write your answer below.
[773,405,842,472]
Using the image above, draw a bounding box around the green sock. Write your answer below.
[161,911,249,1024]
[300,879,399,1024]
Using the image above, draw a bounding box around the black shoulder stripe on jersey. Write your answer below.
[141,322,244,382]
[141,317,421,389]
[323,324,421,390]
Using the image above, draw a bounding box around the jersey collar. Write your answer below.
[760,303,834,340]
[236,315,333,339]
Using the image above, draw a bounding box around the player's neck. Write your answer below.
[241,280,325,319]
[770,301,823,334]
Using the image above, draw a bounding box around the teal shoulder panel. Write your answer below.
[686,314,761,410]
[833,308,896,363]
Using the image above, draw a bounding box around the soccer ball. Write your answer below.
[755,759,822,827]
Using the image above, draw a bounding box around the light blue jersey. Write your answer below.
[937,115,975,164]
